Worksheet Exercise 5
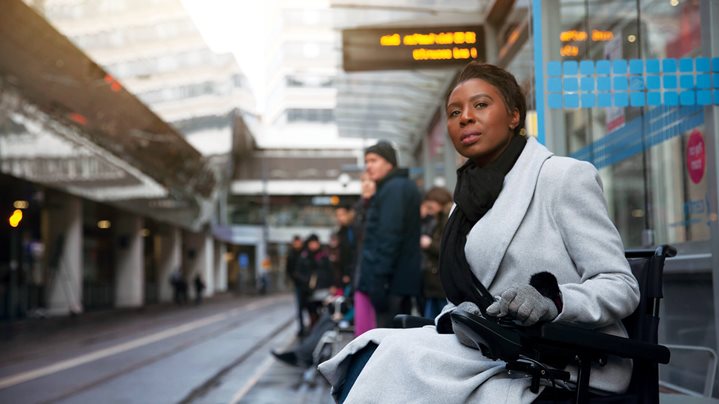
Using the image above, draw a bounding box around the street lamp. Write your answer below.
[8,209,23,321]
[8,209,23,228]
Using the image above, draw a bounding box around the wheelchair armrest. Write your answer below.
[538,322,670,364]
[393,315,434,328]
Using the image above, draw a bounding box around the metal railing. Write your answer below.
[661,344,718,397]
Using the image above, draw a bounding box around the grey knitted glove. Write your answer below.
[486,285,558,326]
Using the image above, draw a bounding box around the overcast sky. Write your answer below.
[181,0,273,110]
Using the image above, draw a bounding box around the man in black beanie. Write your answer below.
[357,140,421,328]
[364,140,397,168]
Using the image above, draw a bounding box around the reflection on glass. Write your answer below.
[550,0,712,393]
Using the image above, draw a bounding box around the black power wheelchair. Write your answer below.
[394,245,676,404]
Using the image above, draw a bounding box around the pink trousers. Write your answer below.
[353,290,377,336]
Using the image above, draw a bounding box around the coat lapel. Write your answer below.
[465,137,553,288]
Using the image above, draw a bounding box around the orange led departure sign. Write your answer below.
[560,30,614,42]
[343,26,485,71]
[561,45,579,57]
[380,31,477,47]
[559,30,613,57]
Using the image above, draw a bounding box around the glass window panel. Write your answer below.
[544,2,714,392]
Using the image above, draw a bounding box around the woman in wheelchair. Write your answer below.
[318,62,640,403]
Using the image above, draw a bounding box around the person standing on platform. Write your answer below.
[170,269,188,305]
[334,205,357,292]
[352,172,377,336]
[357,140,422,329]
[420,186,453,318]
[193,274,206,305]
[170,269,181,304]
[298,234,332,328]
[328,233,341,290]
[286,235,306,337]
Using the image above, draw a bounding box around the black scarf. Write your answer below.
[439,135,527,309]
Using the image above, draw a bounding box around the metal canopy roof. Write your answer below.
[335,67,458,165]
[331,0,491,165]
[0,0,217,230]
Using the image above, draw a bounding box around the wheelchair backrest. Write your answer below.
[622,245,676,401]
[622,245,675,345]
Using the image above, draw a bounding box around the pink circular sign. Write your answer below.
[686,130,705,184]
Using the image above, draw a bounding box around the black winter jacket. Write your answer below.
[357,168,422,300]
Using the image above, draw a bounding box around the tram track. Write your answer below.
[0,295,294,404]
[178,317,294,403]
[1,297,269,368]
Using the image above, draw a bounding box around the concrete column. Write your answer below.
[114,213,143,308]
[44,192,83,316]
[214,241,227,292]
[157,226,180,303]
[203,233,214,296]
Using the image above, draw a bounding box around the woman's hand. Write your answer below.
[420,235,432,249]
[486,285,558,326]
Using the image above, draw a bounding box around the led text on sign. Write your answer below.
[380,31,479,62]
[343,25,485,71]
[560,30,614,42]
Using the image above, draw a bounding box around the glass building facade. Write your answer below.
[523,0,719,394]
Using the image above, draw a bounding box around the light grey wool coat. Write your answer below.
[318,137,640,403]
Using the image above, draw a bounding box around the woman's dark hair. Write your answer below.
[446,62,527,136]
[424,186,453,206]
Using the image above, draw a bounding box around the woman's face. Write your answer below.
[308,240,320,251]
[360,174,376,199]
[422,200,442,217]
[446,78,519,167]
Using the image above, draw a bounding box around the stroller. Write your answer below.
[302,293,355,385]
[272,289,355,386]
